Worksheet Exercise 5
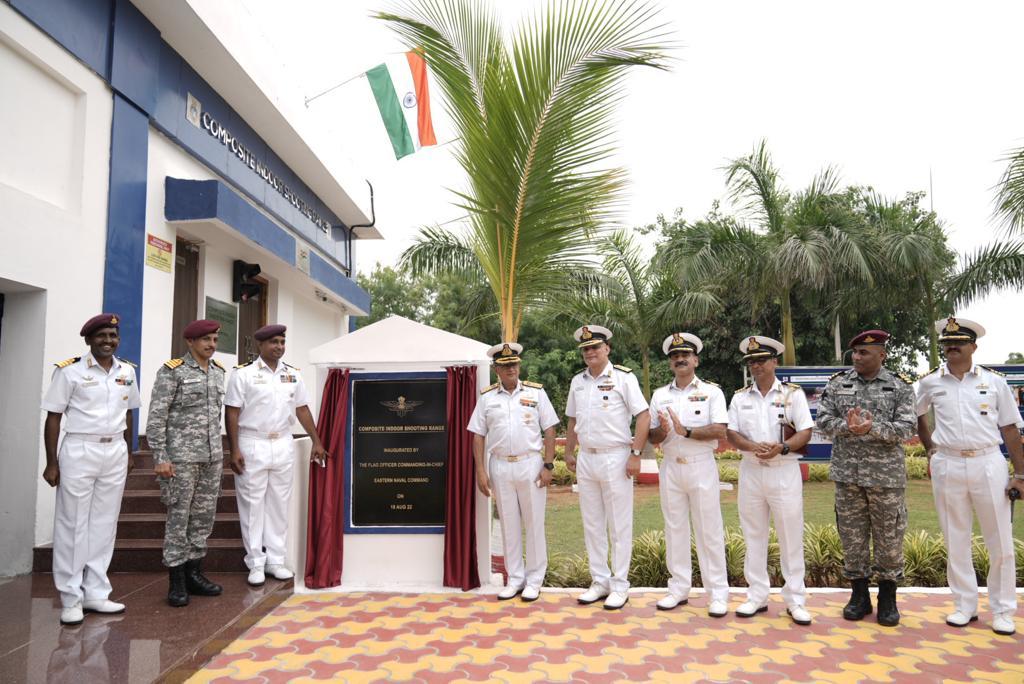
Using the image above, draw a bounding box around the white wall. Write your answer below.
[0,5,113,552]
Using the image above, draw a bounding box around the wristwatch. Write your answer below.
[630,448,642,457]
[780,443,791,455]
[684,427,692,439]
[543,462,555,471]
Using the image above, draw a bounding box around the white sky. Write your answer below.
[239,0,1024,366]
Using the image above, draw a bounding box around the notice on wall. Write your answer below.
[145,234,173,273]
[348,377,448,531]
[204,296,238,351]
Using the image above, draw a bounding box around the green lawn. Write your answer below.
[543,480,1024,558]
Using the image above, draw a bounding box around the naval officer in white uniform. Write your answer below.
[916,317,1024,636]
[564,325,650,610]
[468,342,559,602]
[648,332,730,617]
[727,335,814,625]
[42,313,140,625]
[225,324,326,586]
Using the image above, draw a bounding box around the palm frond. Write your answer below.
[994,143,1024,236]
[945,239,1024,307]
[399,225,481,278]
[722,139,788,233]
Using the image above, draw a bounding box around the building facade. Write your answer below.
[0,0,374,576]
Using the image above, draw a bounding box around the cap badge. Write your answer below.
[946,317,960,332]
[581,327,593,340]
[864,335,876,343]
[748,337,760,350]
[672,333,684,345]
[501,344,512,355]
[110,315,119,325]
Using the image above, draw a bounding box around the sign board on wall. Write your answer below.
[345,373,448,533]
[145,234,173,273]
[204,296,238,352]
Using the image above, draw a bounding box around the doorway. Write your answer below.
[171,239,200,359]
[236,278,267,362]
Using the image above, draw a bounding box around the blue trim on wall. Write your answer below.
[103,94,149,447]
[11,0,113,79]
[109,0,159,113]
[310,252,371,313]
[344,372,448,535]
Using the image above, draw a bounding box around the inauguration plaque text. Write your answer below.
[350,378,447,528]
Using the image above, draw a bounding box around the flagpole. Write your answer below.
[305,73,366,108]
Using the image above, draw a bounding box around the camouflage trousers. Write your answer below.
[834,481,907,581]
[159,461,223,567]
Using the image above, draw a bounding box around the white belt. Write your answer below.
[666,452,715,465]
[65,433,122,443]
[935,446,1002,458]
[742,455,798,468]
[492,452,541,463]
[580,446,629,454]
[240,428,292,440]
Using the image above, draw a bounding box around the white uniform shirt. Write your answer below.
[467,381,559,457]
[566,363,649,449]
[41,354,141,434]
[650,376,727,457]
[727,379,814,461]
[224,357,311,434]
[915,363,1023,451]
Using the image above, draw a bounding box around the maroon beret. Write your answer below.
[253,324,286,342]
[182,319,221,339]
[80,313,120,337]
[849,329,890,348]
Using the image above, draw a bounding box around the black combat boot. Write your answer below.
[184,558,223,596]
[168,565,189,607]
[842,578,872,620]
[876,580,900,626]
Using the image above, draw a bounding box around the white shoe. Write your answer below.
[992,613,1017,635]
[945,610,978,627]
[60,603,84,625]
[656,593,688,611]
[82,599,125,614]
[520,586,540,602]
[603,591,629,610]
[736,600,768,617]
[787,605,812,625]
[247,567,266,586]
[497,584,523,600]
[265,565,294,581]
[708,600,728,618]
[577,585,610,605]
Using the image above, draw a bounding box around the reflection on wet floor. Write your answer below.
[0,573,290,683]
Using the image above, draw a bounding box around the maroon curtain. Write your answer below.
[304,368,349,589]
[443,365,480,590]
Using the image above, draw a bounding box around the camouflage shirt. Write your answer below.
[815,367,916,488]
[147,352,226,465]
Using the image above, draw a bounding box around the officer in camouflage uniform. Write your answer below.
[147,319,227,607]
[815,329,916,627]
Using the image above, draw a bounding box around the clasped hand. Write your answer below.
[846,407,873,435]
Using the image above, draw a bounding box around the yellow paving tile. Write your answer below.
[838,660,897,682]
[648,671,707,683]
[864,654,924,675]
[968,671,1024,684]
[893,646,951,665]
[185,666,237,683]
[493,670,548,684]
[602,644,657,665]
[566,653,619,674]
[494,639,547,657]
[379,659,428,681]
[682,660,742,682]
[718,653,773,673]
[461,645,512,665]
[804,669,868,683]
[777,638,826,658]
[299,646,364,664]
[407,654,471,673]
[917,638,976,658]
[531,660,586,682]
[747,646,803,666]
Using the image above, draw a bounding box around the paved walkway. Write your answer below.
[189,591,1023,683]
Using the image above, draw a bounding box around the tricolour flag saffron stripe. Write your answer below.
[365,51,437,160]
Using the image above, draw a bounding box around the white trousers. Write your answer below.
[738,458,806,606]
[490,454,548,588]
[52,437,128,608]
[660,455,729,602]
[931,450,1017,617]
[576,448,633,593]
[235,434,295,570]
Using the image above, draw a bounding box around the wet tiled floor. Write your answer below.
[0,573,290,683]
[190,591,1023,683]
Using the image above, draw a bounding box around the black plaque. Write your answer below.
[350,378,447,528]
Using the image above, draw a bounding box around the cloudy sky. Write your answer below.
[238,0,1024,365]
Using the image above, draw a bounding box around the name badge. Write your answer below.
[183,378,202,385]
[520,398,538,408]
[82,380,98,388]
[741,404,754,410]
[253,376,267,384]
[933,390,947,397]
[836,389,855,396]
[280,375,297,383]
[598,384,615,391]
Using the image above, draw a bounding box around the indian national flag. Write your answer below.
[366,51,437,160]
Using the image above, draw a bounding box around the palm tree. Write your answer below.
[994,143,1024,235]
[661,141,874,365]
[557,229,720,398]
[377,0,673,341]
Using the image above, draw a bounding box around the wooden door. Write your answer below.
[171,240,200,358]
[236,279,267,362]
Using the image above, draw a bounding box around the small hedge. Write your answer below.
[543,525,1024,588]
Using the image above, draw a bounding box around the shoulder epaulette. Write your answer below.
[284,362,301,371]
[828,369,847,381]
[578,367,588,376]
[54,357,80,368]
[117,357,137,368]
[211,359,226,371]
[163,358,184,369]
[703,379,720,387]
[897,372,914,385]
[784,382,800,390]
[613,364,633,373]
[980,364,1006,377]
[917,366,940,381]
[735,384,751,393]
[522,380,544,389]
[480,382,499,395]
[234,360,254,369]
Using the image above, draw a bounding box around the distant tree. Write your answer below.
[354,263,432,327]
[1006,352,1024,364]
